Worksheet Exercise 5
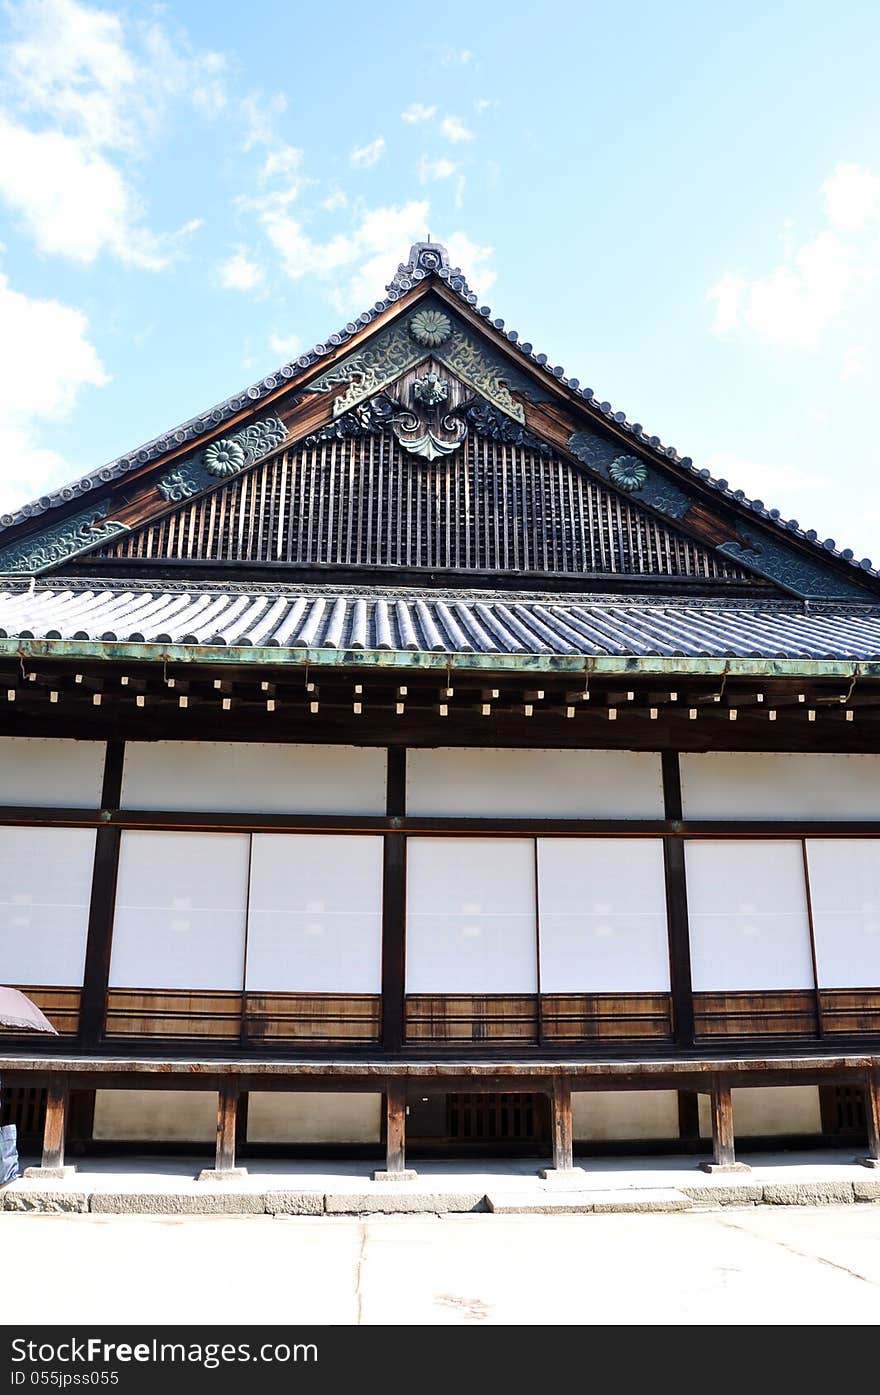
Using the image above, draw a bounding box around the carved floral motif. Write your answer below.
[205,438,247,478]
[608,455,648,493]
[154,417,287,507]
[409,308,452,347]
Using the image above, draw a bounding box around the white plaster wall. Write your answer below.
[0,737,105,807]
[572,1090,679,1141]
[121,742,387,814]
[698,1086,822,1138]
[406,748,664,817]
[681,752,880,820]
[247,1092,382,1143]
[93,1090,217,1142]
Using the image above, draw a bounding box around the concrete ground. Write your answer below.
[2,1204,880,1324]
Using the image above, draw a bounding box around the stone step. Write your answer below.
[485,1188,693,1215]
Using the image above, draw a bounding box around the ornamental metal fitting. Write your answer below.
[412,372,449,408]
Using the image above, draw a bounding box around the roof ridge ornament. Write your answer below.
[386,240,476,300]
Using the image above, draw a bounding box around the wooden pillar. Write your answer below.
[215,1081,239,1173]
[551,1076,573,1172]
[79,739,125,1048]
[702,1076,750,1173]
[859,1068,880,1168]
[373,1080,416,1180]
[381,747,407,1052]
[385,1081,407,1173]
[661,752,695,1047]
[41,1077,68,1171]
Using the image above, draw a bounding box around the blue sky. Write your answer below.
[3,0,880,561]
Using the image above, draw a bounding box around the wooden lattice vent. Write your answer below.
[94,434,757,580]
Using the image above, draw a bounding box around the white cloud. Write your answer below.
[823,163,880,231]
[438,47,473,67]
[706,451,822,502]
[350,136,386,169]
[708,162,880,351]
[218,248,265,292]
[474,98,498,114]
[0,270,108,511]
[418,156,458,184]
[708,231,855,350]
[0,116,166,267]
[444,232,496,296]
[440,115,474,144]
[840,345,868,382]
[240,92,288,151]
[401,103,437,124]
[263,199,431,310]
[260,143,304,182]
[321,188,347,211]
[0,0,221,269]
[268,332,302,360]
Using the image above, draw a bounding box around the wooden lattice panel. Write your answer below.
[541,993,673,1042]
[819,989,880,1034]
[244,993,381,1044]
[105,989,243,1039]
[95,435,754,580]
[447,1093,546,1142]
[693,990,818,1039]
[405,994,539,1044]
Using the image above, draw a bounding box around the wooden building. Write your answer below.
[0,241,878,1178]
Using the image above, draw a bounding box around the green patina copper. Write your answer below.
[0,634,872,681]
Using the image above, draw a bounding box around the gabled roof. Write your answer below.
[0,241,876,601]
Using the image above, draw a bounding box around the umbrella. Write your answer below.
[0,987,58,1034]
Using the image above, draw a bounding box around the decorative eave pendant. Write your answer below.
[390,363,467,461]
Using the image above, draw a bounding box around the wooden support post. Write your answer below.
[702,1077,750,1173]
[551,1076,573,1171]
[216,1081,238,1172]
[42,1077,68,1171]
[372,1081,416,1181]
[24,1076,73,1177]
[539,1076,582,1179]
[199,1080,246,1180]
[858,1068,880,1168]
